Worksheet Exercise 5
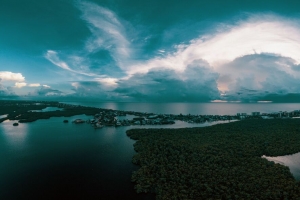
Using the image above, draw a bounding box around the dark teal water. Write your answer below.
[61,102,300,115]
[0,111,227,199]
[0,115,146,199]
[30,107,63,112]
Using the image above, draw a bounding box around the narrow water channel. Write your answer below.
[262,153,300,180]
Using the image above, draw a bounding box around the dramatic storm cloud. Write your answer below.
[0,83,15,97]
[2,0,300,101]
[70,81,111,98]
[219,54,300,101]
[28,86,64,97]
[114,60,219,102]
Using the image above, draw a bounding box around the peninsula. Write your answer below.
[127,119,300,199]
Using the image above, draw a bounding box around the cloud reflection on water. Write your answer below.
[0,120,28,148]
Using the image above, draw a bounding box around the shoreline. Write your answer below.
[127,119,300,199]
[1,100,299,127]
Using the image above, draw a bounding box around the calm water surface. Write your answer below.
[0,111,229,200]
[1,102,300,199]
[263,153,300,180]
[61,102,300,115]
[30,107,63,112]
[0,115,146,199]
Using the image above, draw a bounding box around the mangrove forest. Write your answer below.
[127,119,300,199]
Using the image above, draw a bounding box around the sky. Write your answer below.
[1,0,300,102]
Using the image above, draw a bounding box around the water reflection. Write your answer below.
[262,153,300,180]
[0,114,8,118]
[61,101,300,115]
[30,107,63,112]
[0,120,28,148]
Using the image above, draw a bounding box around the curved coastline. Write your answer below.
[0,100,239,126]
[1,100,299,126]
[127,119,300,199]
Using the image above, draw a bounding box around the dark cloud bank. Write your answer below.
[28,86,64,97]
[221,54,300,102]
[3,54,300,103]
[0,79,17,98]
[114,60,219,102]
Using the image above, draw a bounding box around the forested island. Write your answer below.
[127,119,300,199]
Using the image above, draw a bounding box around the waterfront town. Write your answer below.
[1,100,300,128]
[75,108,300,128]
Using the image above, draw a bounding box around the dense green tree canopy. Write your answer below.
[127,119,300,199]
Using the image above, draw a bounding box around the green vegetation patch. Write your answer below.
[127,119,300,199]
[0,100,102,123]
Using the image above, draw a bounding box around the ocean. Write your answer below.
[60,101,300,115]
[0,102,300,199]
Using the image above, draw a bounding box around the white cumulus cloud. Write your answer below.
[29,83,41,87]
[42,85,51,88]
[0,71,25,82]
[14,82,27,88]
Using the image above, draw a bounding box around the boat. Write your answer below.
[13,123,19,126]
[72,119,85,124]
[63,120,69,123]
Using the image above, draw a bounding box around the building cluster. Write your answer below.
[75,110,239,128]
[83,111,176,128]
[236,110,300,119]
[76,109,300,128]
